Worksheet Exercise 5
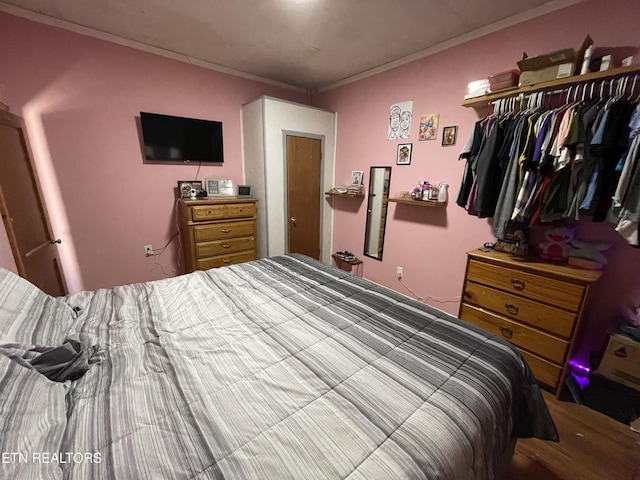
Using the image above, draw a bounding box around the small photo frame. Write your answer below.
[350,171,364,186]
[177,180,203,199]
[219,179,234,196]
[396,143,412,165]
[237,185,253,198]
[205,178,219,196]
[442,126,458,146]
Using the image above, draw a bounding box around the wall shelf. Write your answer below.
[388,198,440,207]
[325,191,365,198]
[461,64,640,109]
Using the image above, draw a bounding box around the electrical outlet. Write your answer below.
[397,266,403,278]
[144,245,154,257]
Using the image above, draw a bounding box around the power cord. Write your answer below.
[146,198,183,276]
[398,278,461,305]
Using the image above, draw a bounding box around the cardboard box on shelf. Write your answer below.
[517,35,593,87]
[596,333,640,392]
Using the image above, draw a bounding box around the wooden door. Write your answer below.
[0,110,66,296]
[286,135,321,259]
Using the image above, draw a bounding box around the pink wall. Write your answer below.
[313,0,640,364]
[0,12,308,292]
[2,2,639,365]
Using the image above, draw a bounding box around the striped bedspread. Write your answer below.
[58,254,557,479]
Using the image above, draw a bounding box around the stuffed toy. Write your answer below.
[568,240,611,264]
[537,226,575,261]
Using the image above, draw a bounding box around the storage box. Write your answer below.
[517,35,593,87]
[581,372,640,424]
[488,70,520,93]
[596,333,640,392]
[465,79,489,99]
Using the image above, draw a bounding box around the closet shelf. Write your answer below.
[388,198,440,207]
[461,64,640,109]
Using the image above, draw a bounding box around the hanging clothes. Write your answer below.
[456,75,640,246]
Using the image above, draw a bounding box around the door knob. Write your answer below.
[290,217,297,225]
[25,239,61,257]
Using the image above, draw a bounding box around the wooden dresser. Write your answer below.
[178,198,258,272]
[459,248,601,397]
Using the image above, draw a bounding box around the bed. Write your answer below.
[0,254,557,480]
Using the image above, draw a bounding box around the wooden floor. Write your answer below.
[505,390,640,480]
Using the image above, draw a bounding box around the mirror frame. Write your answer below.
[363,166,391,261]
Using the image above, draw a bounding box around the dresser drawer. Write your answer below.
[191,204,226,221]
[196,237,255,258]
[190,203,256,222]
[518,349,563,389]
[194,221,255,242]
[463,281,576,338]
[197,251,257,270]
[225,203,256,219]
[460,304,569,364]
[467,260,584,311]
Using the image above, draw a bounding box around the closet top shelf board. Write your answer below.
[461,64,640,109]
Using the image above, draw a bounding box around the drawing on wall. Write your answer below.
[419,114,439,141]
[388,101,413,140]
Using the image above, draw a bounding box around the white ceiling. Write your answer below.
[1,0,583,92]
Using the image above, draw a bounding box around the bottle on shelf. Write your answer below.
[438,183,448,203]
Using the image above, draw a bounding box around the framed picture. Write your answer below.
[396,143,412,165]
[442,126,458,146]
[219,179,234,196]
[177,180,203,199]
[350,171,364,186]
[206,178,234,196]
[205,178,219,196]
[419,114,439,141]
[237,185,253,198]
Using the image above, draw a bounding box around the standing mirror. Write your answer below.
[364,166,391,260]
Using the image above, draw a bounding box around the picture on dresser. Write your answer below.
[206,178,234,196]
[205,179,219,196]
[177,180,203,198]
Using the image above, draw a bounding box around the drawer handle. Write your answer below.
[504,303,519,315]
[222,244,231,249]
[499,326,513,339]
[510,279,525,290]
[220,229,232,233]
[223,259,231,264]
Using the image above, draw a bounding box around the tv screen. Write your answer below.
[140,112,224,163]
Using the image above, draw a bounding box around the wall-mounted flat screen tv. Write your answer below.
[140,112,224,163]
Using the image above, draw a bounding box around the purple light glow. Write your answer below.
[569,360,591,375]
